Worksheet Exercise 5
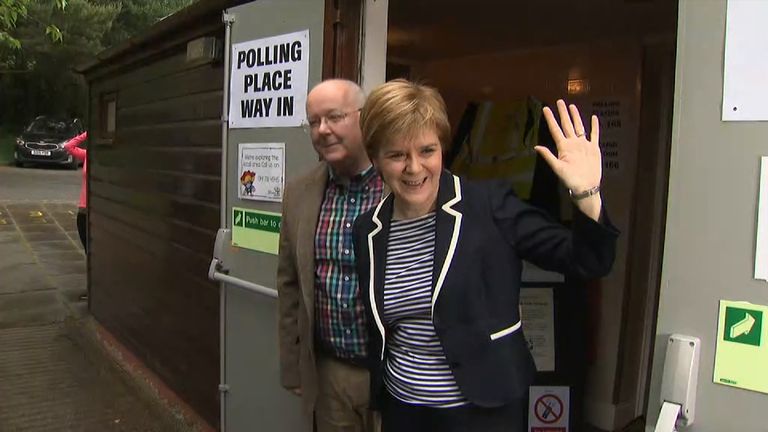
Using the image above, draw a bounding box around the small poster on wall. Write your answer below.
[722,1,768,121]
[529,386,570,432]
[756,157,768,281]
[238,143,285,202]
[520,287,556,372]
[228,30,310,128]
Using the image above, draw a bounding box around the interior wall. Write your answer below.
[408,40,644,429]
[648,1,768,430]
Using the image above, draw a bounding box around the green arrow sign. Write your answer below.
[715,300,768,394]
[725,307,762,346]
[231,207,281,255]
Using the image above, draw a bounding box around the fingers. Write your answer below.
[569,104,586,138]
[542,106,565,141]
[534,146,560,171]
[557,100,576,138]
[590,114,600,145]
[543,100,592,143]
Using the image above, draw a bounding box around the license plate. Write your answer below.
[31,150,51,156]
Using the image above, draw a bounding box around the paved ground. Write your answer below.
[0,165,81,202]
[0,165,187,432]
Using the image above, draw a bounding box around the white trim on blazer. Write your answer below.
[369,197,387,360]
[431,175,463,317]
[368,175,464,360]
[490,320,522,341]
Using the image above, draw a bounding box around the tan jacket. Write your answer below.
[277,162,327,415]
[277,162,388,415]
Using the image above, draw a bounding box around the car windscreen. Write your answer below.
[25,118,77,136]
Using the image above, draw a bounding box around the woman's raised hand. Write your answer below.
[535,99,602,195]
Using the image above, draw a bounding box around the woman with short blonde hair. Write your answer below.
[353,79,619,431]
[360,79,451,159]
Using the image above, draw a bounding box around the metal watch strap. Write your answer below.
[569,185,601,200]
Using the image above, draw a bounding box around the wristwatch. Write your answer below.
[569,185,601,200]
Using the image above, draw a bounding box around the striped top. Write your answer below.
[382,212,468,407]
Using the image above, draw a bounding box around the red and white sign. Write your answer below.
[529,386,569,432]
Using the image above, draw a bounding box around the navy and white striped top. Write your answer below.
[382,212,468,408]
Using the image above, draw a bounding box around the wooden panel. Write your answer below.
[119,64,224,109]
[95,146,222,177]
[88,193,217,255]
[85,19,224,82]
[90,215,219,423]
[120,91,223,128]
[93,166,220,206]
[323,0,362,80]
[87,25,223,428]
[115,120,222,150]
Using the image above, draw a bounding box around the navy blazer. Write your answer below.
[352,170,619,409]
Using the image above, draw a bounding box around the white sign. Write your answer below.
[238,143,285,202]
[520,288,556,371]
[529,386,569,432]
[755,157,768,280]
[590,100,625,176]
[723,0,768,121]
[229,30,310,128]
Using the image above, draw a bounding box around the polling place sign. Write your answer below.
[229,30,309,128]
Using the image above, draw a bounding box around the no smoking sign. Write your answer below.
[529,386,569,432]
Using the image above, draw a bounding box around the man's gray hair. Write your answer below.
[309,79,365,108]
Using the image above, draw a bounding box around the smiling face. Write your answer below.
[373,129,442,220]
[305,80,368,177]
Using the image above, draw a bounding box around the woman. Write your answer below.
[352,80,618,431]
[63,131,88,252]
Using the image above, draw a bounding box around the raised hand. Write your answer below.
[535,99,602,220]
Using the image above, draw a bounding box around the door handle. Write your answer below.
[208,228,278,298]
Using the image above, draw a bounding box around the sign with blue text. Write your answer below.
[229,30,310,128]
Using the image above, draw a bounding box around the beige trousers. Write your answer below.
[315,356,380,432]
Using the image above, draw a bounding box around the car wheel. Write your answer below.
[69,160,79,170]
[14,159,23,168]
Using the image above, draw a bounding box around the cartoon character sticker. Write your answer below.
[241,170,256,196]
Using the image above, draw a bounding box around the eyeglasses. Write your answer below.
[302,109,361,132]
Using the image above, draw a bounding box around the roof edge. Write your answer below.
[76,0,248,74]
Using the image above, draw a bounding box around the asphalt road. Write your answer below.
[0,164,81,202]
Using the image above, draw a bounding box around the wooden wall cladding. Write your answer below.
[87,33,223,426]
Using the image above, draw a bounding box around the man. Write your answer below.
[277,79,384,432]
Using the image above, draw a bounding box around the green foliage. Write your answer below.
[1,0,193,130]
[101,0,194,48]
[0,127,15,164]
[1,0,67,49]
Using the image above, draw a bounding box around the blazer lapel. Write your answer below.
[431,171,464,317]
[368,194,392,360]
[296,163,328,324]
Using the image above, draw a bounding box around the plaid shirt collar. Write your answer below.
[327,164,377,187]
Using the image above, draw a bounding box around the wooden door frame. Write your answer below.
[323,0,364,81]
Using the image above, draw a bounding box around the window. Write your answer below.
[101,93,117,138]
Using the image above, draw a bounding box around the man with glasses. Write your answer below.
[278,79,384,432]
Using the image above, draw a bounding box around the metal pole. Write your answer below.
[211,272,279,298]
[219,10,236,432]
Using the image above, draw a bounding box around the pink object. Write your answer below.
[63,131,88,208]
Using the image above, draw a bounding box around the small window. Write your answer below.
[101,93,117,138]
